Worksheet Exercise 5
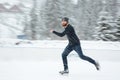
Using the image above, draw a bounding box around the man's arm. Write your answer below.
[52,30,66,37]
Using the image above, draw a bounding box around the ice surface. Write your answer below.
[0,39,120,80]
[0,60,120,80]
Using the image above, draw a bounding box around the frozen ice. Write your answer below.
[0,39,120,80]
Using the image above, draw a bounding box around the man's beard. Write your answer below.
[62,23,68,27]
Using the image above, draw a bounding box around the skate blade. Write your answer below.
[59,72,69,75]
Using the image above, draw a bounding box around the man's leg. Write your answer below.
[62,45,73,71]
[73,45,100,70]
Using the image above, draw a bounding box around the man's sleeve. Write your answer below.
[53,31,66,37]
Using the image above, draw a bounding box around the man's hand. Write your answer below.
[50,29,54,33]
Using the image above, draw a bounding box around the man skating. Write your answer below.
[50,17,100,75]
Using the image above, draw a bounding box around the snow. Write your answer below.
[0,23,23,38]
[0,24,13,38]
[0,0,19,4]
[0,39,120,80]
[0,38,120,50]
[0,60,120,80]
[71,0,78,5]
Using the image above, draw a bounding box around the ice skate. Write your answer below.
[59,69,69,75]
[95,61,100,70]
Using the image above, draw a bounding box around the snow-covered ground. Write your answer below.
[0,60,119,80]
[0,39,120,80]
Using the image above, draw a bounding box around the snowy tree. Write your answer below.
[29,0,39,40]
[95,0,119,41]
[40,0,74,39]
[105,0,118,19]
[20,0,120,40]
[73,0,103,40]
[23,0,47,40]
[116,16,120,41]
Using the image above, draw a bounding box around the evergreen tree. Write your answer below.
[105,0,118,19]
[95,1,118,41]
[23,0,120,40]
[74,0,102,40]
[29,0,39,40]
[116,16,120,41]
[41,0,74,39]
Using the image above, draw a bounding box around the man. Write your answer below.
[50,17,100,75]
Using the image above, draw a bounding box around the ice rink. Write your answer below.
[0,40,120,80]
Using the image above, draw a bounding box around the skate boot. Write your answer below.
[59,69,69,75]
[95,61,100,70]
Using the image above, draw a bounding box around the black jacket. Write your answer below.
[53,24,80,46]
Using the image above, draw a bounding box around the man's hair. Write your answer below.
[62,17,69,22]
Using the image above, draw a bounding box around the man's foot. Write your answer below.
[59,69,69,75]
[95,61,100,70]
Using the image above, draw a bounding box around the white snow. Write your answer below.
[0,0,19,4]
[0,38,120,50]
[0,39,120,80]
[71,0,78,5]
[0,22,23,38]
[0,60,119,80]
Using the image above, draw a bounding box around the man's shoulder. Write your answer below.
[68,24,74,28]
[68,24,72,27]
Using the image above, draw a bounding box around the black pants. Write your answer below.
[62,44,96,70]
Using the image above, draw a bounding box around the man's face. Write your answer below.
[61,20,68,27]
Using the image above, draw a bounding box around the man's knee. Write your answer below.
[79,55,86,60]
[62,49,71,58]
[62,53,67,58]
